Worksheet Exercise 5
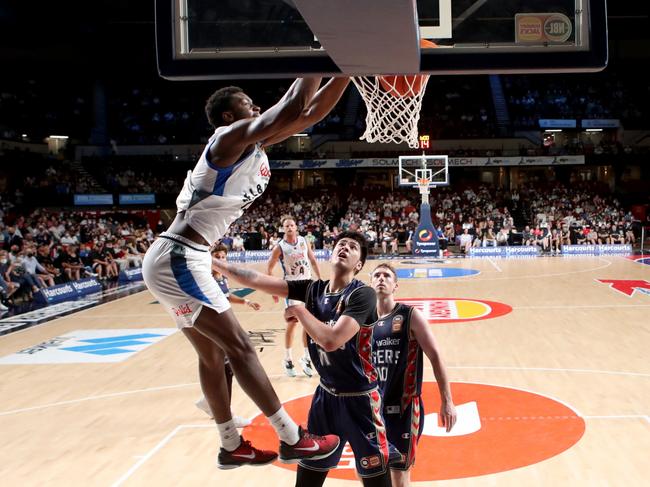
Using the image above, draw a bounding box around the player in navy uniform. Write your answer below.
[212,231,393,487]
[370,263,456,487]
[142,77,349,469]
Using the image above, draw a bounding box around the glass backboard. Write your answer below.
[156,0,608,80]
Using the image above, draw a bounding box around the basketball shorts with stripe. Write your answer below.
[299,386,389,477]
[142,233,231,328]
[384,396,425,470]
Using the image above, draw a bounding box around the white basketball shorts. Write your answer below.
[142,232,231,328]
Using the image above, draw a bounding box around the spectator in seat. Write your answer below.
[22,247,55,288]
[482,227,497,247]
[58,245,85,281]
[609,224,625,244]
[232,234,245,251]
[459,228,473,254]
[496,227,510,246]
[597,225,609,244]
[0,250,19,303]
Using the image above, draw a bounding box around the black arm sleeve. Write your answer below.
[342,287,377,327]
[286,279,313,302]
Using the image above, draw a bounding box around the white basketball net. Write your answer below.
[352,75,430,148]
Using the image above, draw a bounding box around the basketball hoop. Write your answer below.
[415,167,432,200]
[352,39,436,148]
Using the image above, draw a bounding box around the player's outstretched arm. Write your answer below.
[410,308,457,432]
[262,77,350,147]
[306,241,322,280]
[212,258,290,298]
[214,78,322,160]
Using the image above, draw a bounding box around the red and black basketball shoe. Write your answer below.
[278,426,340,463]
[217,438,278,469]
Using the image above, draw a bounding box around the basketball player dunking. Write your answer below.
[142,77,349,469]
[267,217,321,377]
[212,232,394,487]
[370,263,456,487]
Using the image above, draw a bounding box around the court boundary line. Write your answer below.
[487,258,502,272]
[512,304,650,309]
[439,257,612,282]
[0,375,288,416]
[1,365,648,418]
[448,365,650,378]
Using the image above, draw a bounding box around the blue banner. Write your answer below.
[539,119,577,128]
[581,119,620,129]
[118,268,144,283]
[35,278,102,305]
[119,193,156,205]
[469,246,539,257]
[561,244,632,255]
[74,194,113,206]
[413,203,440,257]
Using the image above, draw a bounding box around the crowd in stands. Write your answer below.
[331,182,638,256]
[0,209,157,311]
[1,175,645,314]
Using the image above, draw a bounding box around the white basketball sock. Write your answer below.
[303,348,309,360]
[284,349,292,361]
[217,420,241,452]
[268,407,300,445]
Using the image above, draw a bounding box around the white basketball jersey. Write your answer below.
[176,131,271,245]
[278,236,312,281]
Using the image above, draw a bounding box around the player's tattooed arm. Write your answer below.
[212,258,290,297]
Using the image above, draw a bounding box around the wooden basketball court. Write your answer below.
[1,256,648,486]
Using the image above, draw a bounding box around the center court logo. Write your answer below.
[245,382,585,480]
[418,229,433,242]
[396,298,512,324]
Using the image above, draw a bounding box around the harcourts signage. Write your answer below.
[118,268,144,283]
[227,250,331,263]
[469,246,539,257]
[35,278,102,305]
[562,244,632,255]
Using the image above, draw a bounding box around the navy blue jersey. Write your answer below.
[287,279,378,394]
[215,275,230,296]
[372,303,423,412]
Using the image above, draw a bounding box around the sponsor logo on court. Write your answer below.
[596,279,650,297]
[395,267,480,279]
[418,229,433,242]
[0,329,176,364]
[246,382,585,480]
[396,298,512,324]
[626,255,650,266]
